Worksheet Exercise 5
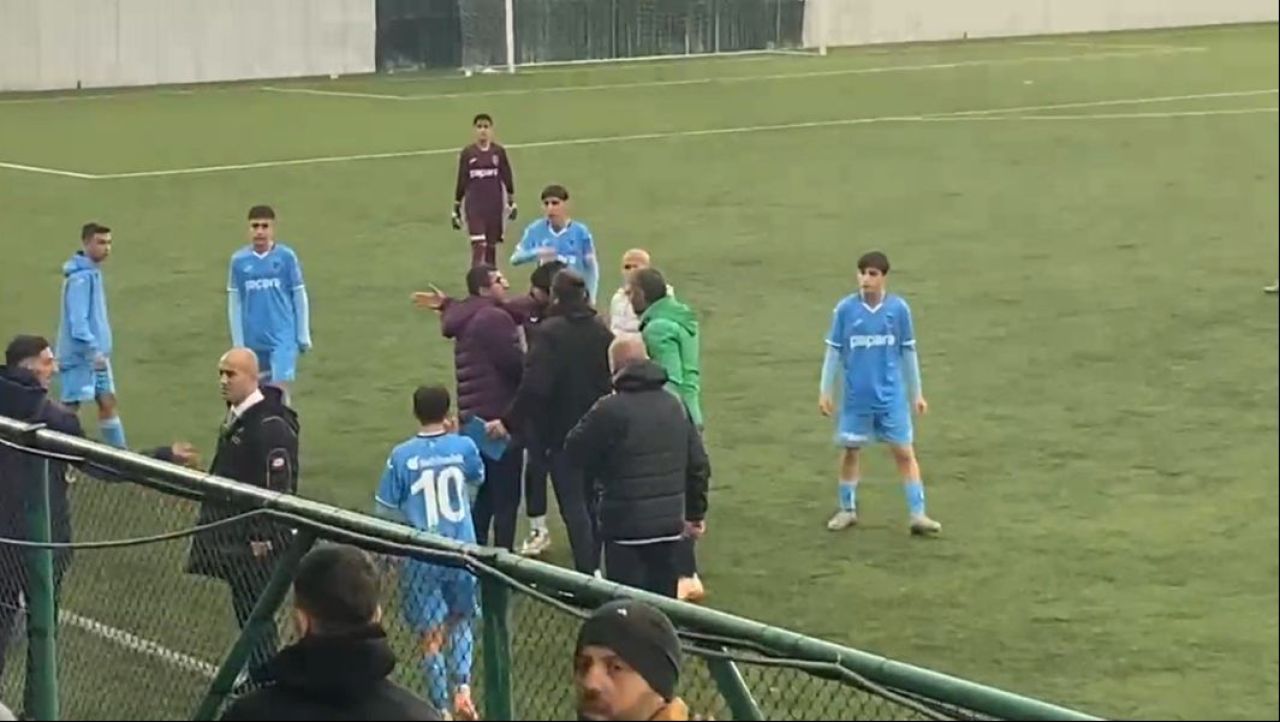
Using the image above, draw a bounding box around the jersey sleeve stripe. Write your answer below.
[374,496,396,508]
[824,339,841,348]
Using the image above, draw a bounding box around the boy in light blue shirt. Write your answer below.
[820,251,941,536]
[227,205,312,398]
[56,222,127,448]
[510,184,599,302]
[375,385,484,719]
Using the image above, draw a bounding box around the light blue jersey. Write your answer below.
[825,292,917,414]
[375,432,485,542]
[227,243,311,353]
[510,219,599,301]
[57,251,112,366]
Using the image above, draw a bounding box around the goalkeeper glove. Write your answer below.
[451,203,462,231]
[507,203,519,222]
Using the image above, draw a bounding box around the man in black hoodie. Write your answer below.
[0,334,196,713]
[565,337,710,597]
[186,347,300,676]
[491,269,614,574]
[220,545,441,721]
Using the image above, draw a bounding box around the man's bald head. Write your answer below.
[621,248,651,276]
[609,335,649,374]
[219,347,261,405]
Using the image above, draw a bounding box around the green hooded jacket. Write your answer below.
[640,295,703,427]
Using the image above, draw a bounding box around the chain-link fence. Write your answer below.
[0,417,1097,721]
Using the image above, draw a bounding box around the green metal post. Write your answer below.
[479,575,514,721]
[705,649,764,721]
[192,530,317,721]
[22,458,60,721]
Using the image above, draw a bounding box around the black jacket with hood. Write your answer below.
[219,625,440,721]
[504,299,614,449]
[564,360,710,542]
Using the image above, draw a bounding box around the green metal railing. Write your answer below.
[0,415,1099,721]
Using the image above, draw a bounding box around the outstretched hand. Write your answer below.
[170,442,200,468]
[411,284,447,311]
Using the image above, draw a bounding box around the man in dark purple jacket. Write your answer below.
[441,264,524,550]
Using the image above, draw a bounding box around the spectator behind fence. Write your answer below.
[493,269,614,573]
[220,545,442,721]
[0,334,195,716]
[186,347,300,677]
[565,337,710,598]
[575,599,689,721]
[439,264,525,551]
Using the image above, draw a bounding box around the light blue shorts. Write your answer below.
[399,561,479,632]
[252,346,298,384]
[836,403,913,448]
[59,358,116,404]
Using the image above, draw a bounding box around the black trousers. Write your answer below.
[472,446,523,551]
[224,558,280,676]
[0,549,69,716]
[548,450,599,574]
[524,435,550,519]
[604,541,679,598]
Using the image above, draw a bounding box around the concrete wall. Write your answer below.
[0,0,375,92]
[804,0,1278,48]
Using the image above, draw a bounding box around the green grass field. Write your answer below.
[2,22,1277,720]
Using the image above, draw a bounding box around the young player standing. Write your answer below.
[453,113,516,268]
[374,385,483,719]
[819,252,941,535]
[57,222,128,448]
[227,205,312,400]
[510,184,599,302]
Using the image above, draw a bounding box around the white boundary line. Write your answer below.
[3,89,1273,181]
[60,609,218,678]
[921,107,1278,122]
[1017,40,1187,51]
[258,47,1206,103]
[0,160,97,179]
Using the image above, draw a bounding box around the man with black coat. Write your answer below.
[491,269,614,573]
[0,334,196,713]
[220,545,441,721]
[187,347,300,676]
[564,337,710,597]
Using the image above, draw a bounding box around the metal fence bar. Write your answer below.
[0,417,1100,722]
[705,650,765,721]
[192,531,318,721]
[23,458,60,721]
[479,575,514,720]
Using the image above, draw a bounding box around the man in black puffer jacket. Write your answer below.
[498,269,613,574]
[220,545,441,721]
[565,336,710,598]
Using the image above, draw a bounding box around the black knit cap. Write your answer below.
[575,600,682,701]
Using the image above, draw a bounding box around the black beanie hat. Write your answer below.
[575,600,682,701]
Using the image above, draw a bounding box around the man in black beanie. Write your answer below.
[574,600,689,721]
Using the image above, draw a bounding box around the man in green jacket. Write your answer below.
[629,268,703,428]
[628,267,706,602]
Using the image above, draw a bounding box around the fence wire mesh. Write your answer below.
[1,447,1020,720]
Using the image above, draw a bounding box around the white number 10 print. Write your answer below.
[410,466,467,530]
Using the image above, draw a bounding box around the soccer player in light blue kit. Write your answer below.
[227,205,312,399]
[510,184,599,302]
[57,222,128,448]
[375,385,484,720]
[819,251,942,535]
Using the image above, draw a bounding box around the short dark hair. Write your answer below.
[466,264,498,296]
[552,269,588,304]
[857,251,891,274]
[81,223,110,242]
[292,545,381,637]
[413,385,451,425]
[473,113,493,126]
[530,260,567,293]
[5,335,50,369]
[540,184,569,202]
[632,268,669,306]
[247,205,276,221]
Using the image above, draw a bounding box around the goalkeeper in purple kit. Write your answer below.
[819,251,941,536]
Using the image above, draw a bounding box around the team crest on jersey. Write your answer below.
[491,154,498,164]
